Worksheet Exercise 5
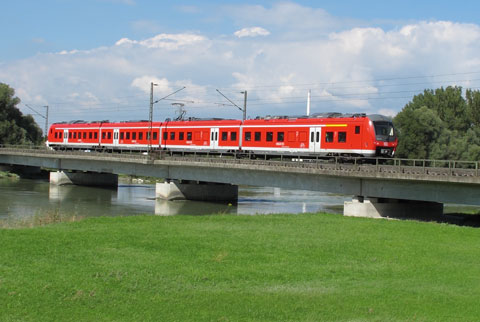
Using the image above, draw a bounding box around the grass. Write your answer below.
[1,213,480,321]
[0,171,19,179]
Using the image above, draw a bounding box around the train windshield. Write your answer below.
[374,121,396,142]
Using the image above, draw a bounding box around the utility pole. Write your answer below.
[44,105,49,139]
[307,90,311,116]
[241,90,247,121]
[216,89,247,121]
[148,82,157,152]
[25,104,49,140]
[148,83,186,153]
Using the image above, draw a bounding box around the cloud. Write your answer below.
[2,3,480,125]
[131,76,172,94]
[234,27,271,38]
[115,33,207,50]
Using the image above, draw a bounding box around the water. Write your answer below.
[0,178,350,221]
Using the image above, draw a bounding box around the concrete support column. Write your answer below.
[344,196,443,220]
[50,171,118,187]
[156,180,238,202]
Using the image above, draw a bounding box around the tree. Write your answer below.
[394,86,480,161]
[466,89,480,127]
[0,83,43,145]
[394,106,448,159]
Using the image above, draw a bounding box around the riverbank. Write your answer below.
[1,213,479,321]
[0,170,18,179]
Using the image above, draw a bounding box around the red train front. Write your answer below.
[46,113,397,158]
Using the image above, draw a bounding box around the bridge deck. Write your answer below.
[1,147,480,205]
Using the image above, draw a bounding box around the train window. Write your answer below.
[254,132,261,141]
[54,132,58,139]
[179,132,184,140]
[108,132,112,140]
[102,132,106,139]
[277,132,284,142]
[231,132,237,141]
[170,132,175,140]
[139,132,143,140]
[355,126,360,134]
[266,132,273,142]
[163,132,168,140]
[74,132,77,139]
[221,132,228,141]
[89,132,93,139]
[325,132,334,143]
[126,132,130,140]
[316,132,320,143]
[132,132,136,140]
[120,132,124,140]
[338,132,347,143]
[245,132,251,141]
[310,132,314,142]
[83,132,87,139]
[94,132,98,139]
[153,132,157,140]
[187,132,192,140]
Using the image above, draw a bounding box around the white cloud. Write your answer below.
[131,76,172,94]
[115,33,207,50]
[234,27,270,38]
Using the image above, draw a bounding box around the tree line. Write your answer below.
[0,83,43,145]
[393,86,480,161]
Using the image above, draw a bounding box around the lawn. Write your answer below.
[1,213,479,321]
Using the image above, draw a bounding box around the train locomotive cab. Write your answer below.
[368,114,397,157]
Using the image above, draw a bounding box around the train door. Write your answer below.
[211,127,219,149]
[309,127,321,153]
[113,129,119,147]
[63,130,68,144]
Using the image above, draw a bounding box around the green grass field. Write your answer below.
[1,213,480,321]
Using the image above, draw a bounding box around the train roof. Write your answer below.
[244,113,369,124]
[164,118,241,126]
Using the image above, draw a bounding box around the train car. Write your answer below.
[161,118,242,152]
[241,113,397,157]
[47,121,102,150]
[47,113,397,157]
[47,120,162,150]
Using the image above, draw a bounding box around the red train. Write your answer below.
[46,113,397,157]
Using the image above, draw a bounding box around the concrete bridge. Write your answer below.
[1,146,480,218]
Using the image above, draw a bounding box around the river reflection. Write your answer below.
[0,178,350,220]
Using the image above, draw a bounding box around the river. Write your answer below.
[0,177,350,222]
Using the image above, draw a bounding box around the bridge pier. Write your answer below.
[156,180,238,202]
[344,196,444,220]
[50,171,118,187]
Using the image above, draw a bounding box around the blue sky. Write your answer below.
[4,0,480,61]
[2,1,480,127]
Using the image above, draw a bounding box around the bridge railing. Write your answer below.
[0,145,479,177]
